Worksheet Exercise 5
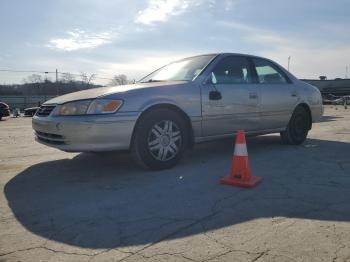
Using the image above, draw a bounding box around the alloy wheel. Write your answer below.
[147,120,182,161]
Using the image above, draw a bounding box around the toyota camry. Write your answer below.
[32,53,323,169]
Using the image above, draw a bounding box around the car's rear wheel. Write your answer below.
[280,106,311,145]
[132,109,188,170]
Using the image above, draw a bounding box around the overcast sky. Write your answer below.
[0,0,349,84]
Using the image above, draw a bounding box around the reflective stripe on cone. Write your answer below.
[234,143,248,157]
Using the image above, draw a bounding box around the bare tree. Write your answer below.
[22,74,44,95]
[80,72,96,87]
[61,72,75,83]
[24,74,43,84]
[109,74,128,86]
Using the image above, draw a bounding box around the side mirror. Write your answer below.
[206,77,213,85]
[209,90,222,100]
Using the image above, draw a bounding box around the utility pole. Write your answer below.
[287,56,291,71]
[56,69,59,96]
[44,72,48,101]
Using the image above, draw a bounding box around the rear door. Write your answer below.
[201,56,260,136]
[251,58,299,130]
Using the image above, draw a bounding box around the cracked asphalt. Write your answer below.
[0,105,350,262]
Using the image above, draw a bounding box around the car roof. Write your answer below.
[185,53,268,60]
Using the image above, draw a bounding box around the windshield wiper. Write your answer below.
[140,79,188,83]
[143,79,166,83]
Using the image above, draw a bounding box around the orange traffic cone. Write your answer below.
[220,130,262,188]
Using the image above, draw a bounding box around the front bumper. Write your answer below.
[310,104,324,123]
[32,112,139,152]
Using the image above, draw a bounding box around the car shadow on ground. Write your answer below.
[4,135,350,249]
[319,115,344,122]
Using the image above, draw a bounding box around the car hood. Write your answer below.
[44,81,187,105]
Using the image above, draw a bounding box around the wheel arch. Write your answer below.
[131,103,195,149]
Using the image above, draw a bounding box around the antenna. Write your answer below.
[287,56,291,71]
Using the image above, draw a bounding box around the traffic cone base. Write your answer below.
[220,175,262,188]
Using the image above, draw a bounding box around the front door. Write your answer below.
[201,56,260,137]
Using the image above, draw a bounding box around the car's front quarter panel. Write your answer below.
[104,82,202,136]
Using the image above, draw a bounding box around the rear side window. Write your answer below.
[211,56,252,85]
[253,58,289,84]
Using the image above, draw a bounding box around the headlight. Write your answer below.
[87,99,123,114]
[54,99,123,116]
[55,100,92,115]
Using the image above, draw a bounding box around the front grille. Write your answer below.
[37,137,65,145]
[37,136,65,145]
[36,131,63,139]
[36,105,55,117]
[35,131,65,145]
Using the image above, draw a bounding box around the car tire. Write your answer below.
[132,109,188,170]
[280,106,311,145]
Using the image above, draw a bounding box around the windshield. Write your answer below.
[139,55,215,83]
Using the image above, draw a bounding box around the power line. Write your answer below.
[0,69,114,81]
[0,69,52,74]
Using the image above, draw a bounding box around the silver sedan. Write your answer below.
[32,53,323,169]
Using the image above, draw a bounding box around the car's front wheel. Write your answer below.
[132,109,188,170]
[280,106,311,145]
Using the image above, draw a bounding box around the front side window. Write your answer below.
[253,58,289,84]
[139,55,215,83]
[211,56,252,85]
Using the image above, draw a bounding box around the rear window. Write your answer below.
[253,58,290,84]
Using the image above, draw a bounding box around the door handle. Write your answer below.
[249,92,258,99]
[291,92,298,97]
